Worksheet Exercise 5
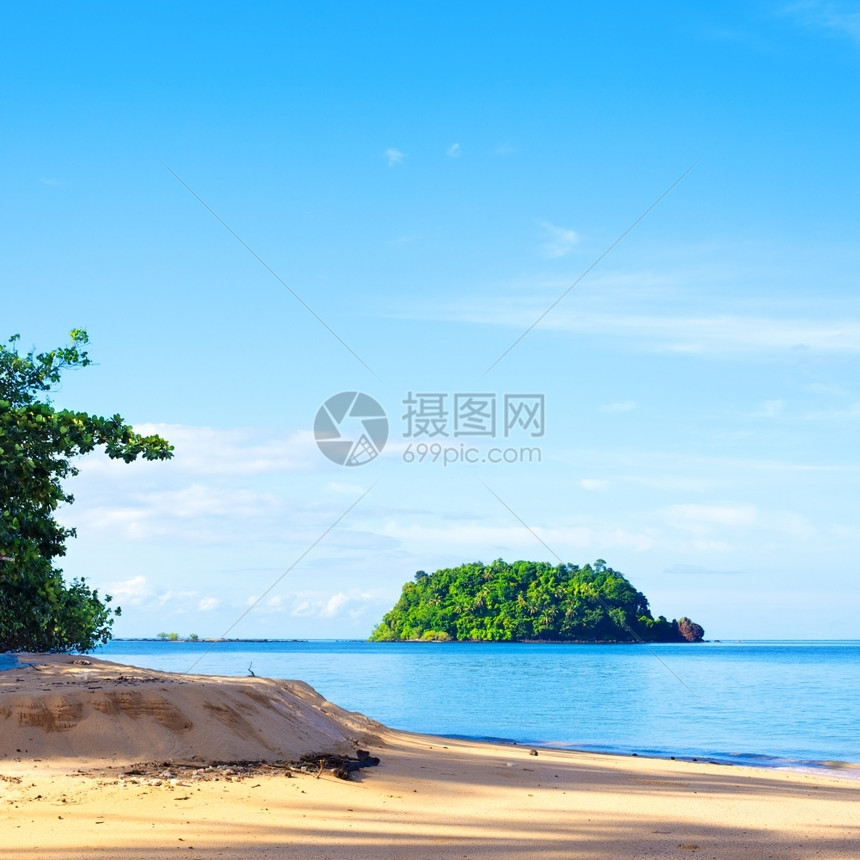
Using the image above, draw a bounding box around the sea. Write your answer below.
[68,639,860,778]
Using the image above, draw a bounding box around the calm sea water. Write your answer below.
[88,640,859,775]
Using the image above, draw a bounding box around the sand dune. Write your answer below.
[0,654,382,764]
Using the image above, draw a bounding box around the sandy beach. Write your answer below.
[1,656,858,859]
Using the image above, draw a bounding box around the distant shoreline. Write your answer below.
[109,637,311,643]
[107,637,713,644]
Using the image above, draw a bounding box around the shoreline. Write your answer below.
[10,649,858,779]
[4,652,859,789]
[438,734,860,781]
[1,655,859,858]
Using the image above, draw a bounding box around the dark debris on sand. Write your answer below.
[87,750,381,786]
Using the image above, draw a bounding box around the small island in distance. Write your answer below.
[370,559,704,643]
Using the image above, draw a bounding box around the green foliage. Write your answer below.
[370,560,704,643]
[0,330,173,653]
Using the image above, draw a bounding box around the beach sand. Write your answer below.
[1,655,858,859]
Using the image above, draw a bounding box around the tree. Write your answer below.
[370,559,705,643]
[0,330,172,652]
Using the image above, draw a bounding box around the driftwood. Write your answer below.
[297,750,381,780]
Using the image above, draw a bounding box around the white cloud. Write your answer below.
[575,312,860,353]
[689,539,731,553]
[805,402,860,420]
[385,148,405,166]
[755,399,785,417]
[601,400,637,413]
[447,143,461,158]
[60,425,332,546]
[783,1,860,43]
[263,595,284,611]
[829,523,860,539]
[328,482,367,496]
[104,577,221,616]
[77,425,318,477]
[291,599,317,617]
[580,479,609,491]
[664,563,743,577]
[435,300,860,355]
[105,576,153,606]
[156,589,199,610]
[396,249,860,355]
[141,425,316,476]
[538,220,579,258]
[378,519,654,555]
[71,484,284,541]
[39,177,63,187]
[320,592,351,618]
[667,504,759,528]
[284,590,375,620]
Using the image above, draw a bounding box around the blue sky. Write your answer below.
[3,1,860,639]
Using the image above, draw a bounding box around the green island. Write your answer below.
[370,559,704,643]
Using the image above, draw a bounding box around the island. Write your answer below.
[370,559,704,643]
